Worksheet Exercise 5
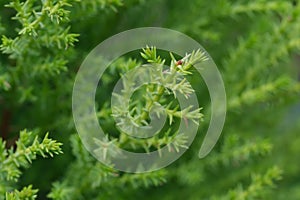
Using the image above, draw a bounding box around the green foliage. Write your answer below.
[46,134,167,200]
[212,167,283,200]
[74,0,123,13]
[109,46,204,154]
[0,130,62,199]
[6,185,38,200]
[0,0,300,200]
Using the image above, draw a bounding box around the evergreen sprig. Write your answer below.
[111,47,205,154]
[0,130,62,182]
[5,185,38,200]
[1,0,300,199]
[0,130,62,199]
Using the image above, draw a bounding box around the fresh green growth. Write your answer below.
[0,0,300,200]
[0,130,62,199]
[110,46,205,153]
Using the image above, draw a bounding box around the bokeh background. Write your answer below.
[1,0,300,199]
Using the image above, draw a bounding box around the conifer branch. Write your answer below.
[0,130,62,182]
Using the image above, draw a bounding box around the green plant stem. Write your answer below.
[140,85,165,122]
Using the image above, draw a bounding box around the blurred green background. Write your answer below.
[1,0,300,199]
